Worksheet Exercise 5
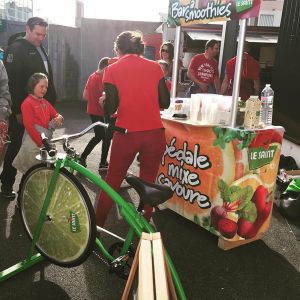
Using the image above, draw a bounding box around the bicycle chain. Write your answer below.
[92,249,110,267]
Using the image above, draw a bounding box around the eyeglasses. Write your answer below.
[161,49,170,53]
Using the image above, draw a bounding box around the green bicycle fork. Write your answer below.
[0,160,63,282]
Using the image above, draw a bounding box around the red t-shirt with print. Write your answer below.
[188,53,219,84]
[103,54,164,132]
[84,71,104,116]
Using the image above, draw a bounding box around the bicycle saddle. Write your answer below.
[125,174,173,208]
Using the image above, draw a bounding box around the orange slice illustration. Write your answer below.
[253,142,281,191]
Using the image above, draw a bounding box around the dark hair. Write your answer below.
[28,73,48,94]
[114,31,144,55]
[26,17,48,31]
[160,42,174,60]
[205,39,220,51]
[98,57,110,70]
[157,59,169,71]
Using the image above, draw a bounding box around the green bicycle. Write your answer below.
[0,121,186,299]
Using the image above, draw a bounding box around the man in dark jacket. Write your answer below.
[0,17,57,199]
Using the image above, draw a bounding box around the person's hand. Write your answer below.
[99,92,106,109]
[53,114,64,127]
[15,113,23,125]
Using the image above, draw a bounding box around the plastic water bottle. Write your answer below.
[260,84,274,126]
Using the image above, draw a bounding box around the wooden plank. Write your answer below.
[122,232,178,299]
[152,234,169,300]
[138,234,154,300]
[121,240,141,300]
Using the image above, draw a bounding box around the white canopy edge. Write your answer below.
[186,31,278,43]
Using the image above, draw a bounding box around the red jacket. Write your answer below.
[21,95,58,146]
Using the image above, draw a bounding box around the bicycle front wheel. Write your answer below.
[18,163,96,267]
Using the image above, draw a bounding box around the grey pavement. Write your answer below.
[1,101,300,300]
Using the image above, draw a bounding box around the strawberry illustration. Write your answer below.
[255,200,273,230]
[217,218,237,239]
[237,218,255,238]
[250,130,282,149]
[251,185,268,214]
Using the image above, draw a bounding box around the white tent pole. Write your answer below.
[218,22,227,75]
[171,25,181,99]
[229,19,247,127]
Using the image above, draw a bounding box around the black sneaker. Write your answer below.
[1,189,16,200]
[99,161,109,171]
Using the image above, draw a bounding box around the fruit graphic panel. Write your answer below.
[158,120,284,242]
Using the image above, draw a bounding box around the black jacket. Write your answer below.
[4,37,56,114]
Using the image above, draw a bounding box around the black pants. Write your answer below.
[1,114,25,191]
[81,115,115,164]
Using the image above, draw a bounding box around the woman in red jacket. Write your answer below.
[96,31,170,227]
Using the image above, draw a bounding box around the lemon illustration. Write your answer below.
[19,165,96,266]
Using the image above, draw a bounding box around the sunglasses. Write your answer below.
[27,20,48,27]
[161,49,170,53]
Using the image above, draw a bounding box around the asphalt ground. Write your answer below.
[1,101,300,300]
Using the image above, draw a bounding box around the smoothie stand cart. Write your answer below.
[158,0,284,249]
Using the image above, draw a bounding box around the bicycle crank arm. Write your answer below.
[96,226,125,242]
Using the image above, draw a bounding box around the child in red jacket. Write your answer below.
[13,73,63,173]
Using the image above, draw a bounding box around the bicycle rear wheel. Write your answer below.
[18,163,96,267]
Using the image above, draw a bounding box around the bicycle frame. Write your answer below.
[0,154,187,300]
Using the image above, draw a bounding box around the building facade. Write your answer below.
[0,0,32,22]
[249,0,285,27]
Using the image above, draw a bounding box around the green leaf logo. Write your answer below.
[248,145,278,170]
[69,211,81,233]
[236,0,254,13]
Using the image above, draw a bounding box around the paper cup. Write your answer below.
[190,94,201,122]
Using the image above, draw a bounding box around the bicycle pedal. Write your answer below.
[109,255,129,271]
[110,254,129,266]
[109,257,130,280]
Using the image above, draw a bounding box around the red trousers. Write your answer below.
[95,128,165,227]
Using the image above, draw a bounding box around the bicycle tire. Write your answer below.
[18,163,96,267]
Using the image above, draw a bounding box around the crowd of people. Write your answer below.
[156,38,260,101]
[0,16,261,228]
[186,39,260,100]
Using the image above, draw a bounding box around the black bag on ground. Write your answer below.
[279,191,300,220]
[279,155,299,171]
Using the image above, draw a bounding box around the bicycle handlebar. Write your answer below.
[41,133,57,157]
[41,121,127,155]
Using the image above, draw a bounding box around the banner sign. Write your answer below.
[168,0,261,26]
[157,121,284,242]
